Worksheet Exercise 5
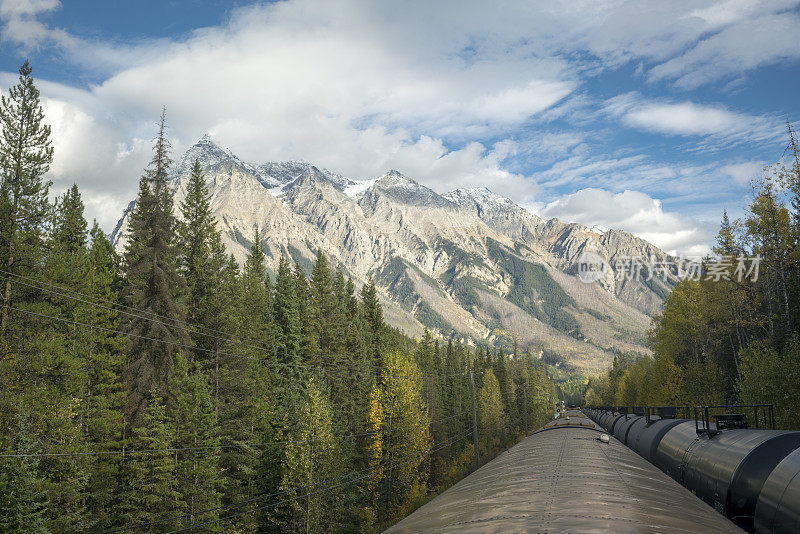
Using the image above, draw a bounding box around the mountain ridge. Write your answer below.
[111,135,678,375]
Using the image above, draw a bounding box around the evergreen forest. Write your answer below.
[0,63,560,533]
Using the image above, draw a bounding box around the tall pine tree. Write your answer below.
[170,354,222,532]
[178,158,217,356]
[0,60,52,339]
[360,279,383,379]
[121,109,189,424]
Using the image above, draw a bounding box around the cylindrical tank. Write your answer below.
[614,415,643,445]
[633,418,687,464]
[626,415,658,454]
[599,411,614,429]
[607,413,627,434]
[655,421,701,483]
[599,411,614,430]
[755,447,800,534]
[682,430,800,529]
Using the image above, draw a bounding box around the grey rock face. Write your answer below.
[111,136,677,374]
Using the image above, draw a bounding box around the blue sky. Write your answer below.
[1,0,799,255]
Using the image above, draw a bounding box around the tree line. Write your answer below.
[0,62,559,533]
[585,126,800,430]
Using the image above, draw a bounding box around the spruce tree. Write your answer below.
[120,393,180,532]
[714,210,738,256]
[337,274,377,530]
[225,229,273,533]
[0,60,53,338]
[273,254,303,410]
[477,369,507,457]
[295,263,320,365]
[36,185,94,531]
[121,109,189,424]
[84,222,124,529]
[0,406,49,534]
[492,348,515,423]
[360,278,383,378]
[310,250,341,367]
[170,355,222,531]
[238,227,272,364]
[205,231,237,406]
[178,157,217,355]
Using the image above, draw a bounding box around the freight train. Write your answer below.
[383,409,744,533]
[585,406,800,533]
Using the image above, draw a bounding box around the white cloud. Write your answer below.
[35,94,153,227]
[531,148,752,217]
[604,93,785,146]
[4,0,799,84]
[0,0,74,49]
[0,0,58,18]
[650,10,800,88]
[540,188,714,255]
[1,0,795,238]
[722,161,766,185]
[3,1,584,229]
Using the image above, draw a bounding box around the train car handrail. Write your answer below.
[693,404,774,437]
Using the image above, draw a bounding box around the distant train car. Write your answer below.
[613,414,643,445]
[631,417,684,463]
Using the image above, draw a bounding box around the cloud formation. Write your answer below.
[0,0,797,255]
[650,5,800,88]
[0,0,73,49]
[604,93,785,146]
[540,188,715,256]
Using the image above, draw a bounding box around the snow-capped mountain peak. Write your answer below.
[371,170,453,207]
[172,134,244,179]
[444,187,514,208]
[378,169,414,185]
[111,140,677,376]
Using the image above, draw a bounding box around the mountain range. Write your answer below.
[111,135,677,375]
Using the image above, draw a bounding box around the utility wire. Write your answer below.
[478,415,525,432]
[6,272,375,379]
[0,409,472,459]
[0,276,381,379]
[104,428,472,534]
[1,269,474,380]
[1,303,462,381]
[166,430,473,534]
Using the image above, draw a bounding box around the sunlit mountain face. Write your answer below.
[112,137,678,375]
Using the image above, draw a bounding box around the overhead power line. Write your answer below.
[2,302,467,381]
[0,409,472,459]
[0,270,473,380]
[103,429,472,534]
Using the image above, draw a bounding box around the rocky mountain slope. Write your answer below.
[111,136,678,375]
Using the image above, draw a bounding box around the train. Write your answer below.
[585,406,800,533]
[383,409,743,533]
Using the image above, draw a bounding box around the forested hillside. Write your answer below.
[585,128,800,430]
[0,63,559,533]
